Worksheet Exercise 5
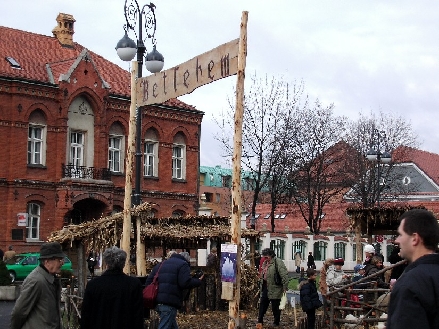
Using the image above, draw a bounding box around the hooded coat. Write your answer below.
[145,253,202,309]
[387,253,439,329]
[259,257,289,299]
[299,279,322,312]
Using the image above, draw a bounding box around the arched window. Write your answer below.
[172,210,185,218]
[27,203,41,240]
[292,240,307,258]
[334,242,346,259]
[28,110,47,166]
[172,133,186,179]
[270,239,286,260]
[108,122,124,173]
[313,241,328,261]
[144,129,159,177]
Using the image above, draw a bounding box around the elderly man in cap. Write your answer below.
[11,242,66,329]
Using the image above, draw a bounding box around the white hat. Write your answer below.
[364,244,375,254]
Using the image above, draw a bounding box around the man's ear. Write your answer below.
[412,233,422,247]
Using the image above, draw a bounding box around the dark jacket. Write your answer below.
[387,253,439,329]
[80,268,144,329]
[363,258,373,276]
[367,265,390,289]
[299,280,322,312]
[145,254,201,309]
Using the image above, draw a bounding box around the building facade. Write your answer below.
[199,165,270,216]
[0,14,203,252]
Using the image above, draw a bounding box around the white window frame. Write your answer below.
[28,125,46,165]
[27,203,40,241]
[70,131,85,167]
[144,141,158,177]
[109,135,122,173]
[172,144,186,179]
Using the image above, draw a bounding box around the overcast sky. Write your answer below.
[3,1,439,167]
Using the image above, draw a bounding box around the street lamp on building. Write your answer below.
[366,129,392,206]
[116,0,164,206]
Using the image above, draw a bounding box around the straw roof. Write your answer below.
[48,202,261,251]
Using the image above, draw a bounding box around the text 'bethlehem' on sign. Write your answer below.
[136,38,239,106]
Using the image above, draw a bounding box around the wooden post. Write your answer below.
[122,61,138,274]
[76,241,85,296]
[355,218,362,264]
[136,217,146,276]
[228,11,248,329]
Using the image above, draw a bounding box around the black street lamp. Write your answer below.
[116,1,164,206]
[366,128,391,206]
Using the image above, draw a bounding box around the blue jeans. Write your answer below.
[156,304,179,329]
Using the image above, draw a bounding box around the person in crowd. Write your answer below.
[145,251,203,329]
[294,250,302,273]
[0,247,4,260]
[86,251,97,277]
[326,258,350,289]
[81,246,143,329]
[206,247,218,267]
[307,251,315,269]
[366,255,390,289]
[3,245,16,261]
[254,251,261,270]
[10,242,65,329]
[166,250,177,259]
[388,245,407,280]
[387,209,439,329]
[363,244,376,276]
[257,248,289,328]
[298,267,307,283]
[81,246,143,328]
[300,268,323,329]
[318,258,334,297]
[352,264,366,286]
[319,258,334,320]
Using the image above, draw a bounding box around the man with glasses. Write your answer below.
[11,242,66,329]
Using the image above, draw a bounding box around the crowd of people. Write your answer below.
[5,208,439,329]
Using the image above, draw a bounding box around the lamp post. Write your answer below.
[366,128,391,206]
[116,0,164,274]
[116,0,164,206]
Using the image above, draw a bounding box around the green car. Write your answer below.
[6,252,72,282]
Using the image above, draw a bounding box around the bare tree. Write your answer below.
[343,110,419,207]
[284,100,350,234]
[214,74,304,226]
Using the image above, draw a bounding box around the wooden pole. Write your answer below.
[228,11,248,329]
[355,218,362,264]
[136,218,146,276]
[122,61,137,274]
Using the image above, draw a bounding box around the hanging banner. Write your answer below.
[136,38,239,106]
[220,243,238,283]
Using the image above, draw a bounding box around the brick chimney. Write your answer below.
[52,13,76,47]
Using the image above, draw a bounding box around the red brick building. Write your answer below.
[0,14,203,253]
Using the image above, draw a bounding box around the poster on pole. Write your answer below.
[220,243,237,283]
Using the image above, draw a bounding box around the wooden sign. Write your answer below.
[136,38,239,106]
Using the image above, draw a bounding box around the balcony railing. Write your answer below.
[62,164,111,181]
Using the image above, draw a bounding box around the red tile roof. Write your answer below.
[0,26,195,110]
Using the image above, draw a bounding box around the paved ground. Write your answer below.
[0,300,14,328]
